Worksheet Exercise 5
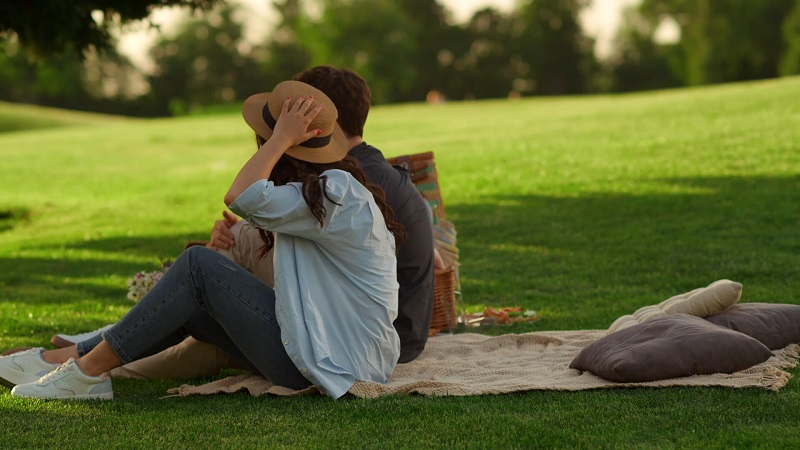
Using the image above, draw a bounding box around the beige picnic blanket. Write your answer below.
[165,330,800,398]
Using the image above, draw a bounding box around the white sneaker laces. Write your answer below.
[35,359,74,385]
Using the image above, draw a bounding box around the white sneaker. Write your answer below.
[51,324,114,348]
[0,347,59,388]
[11,358,113,400]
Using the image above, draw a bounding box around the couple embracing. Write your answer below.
[0,66,437,400]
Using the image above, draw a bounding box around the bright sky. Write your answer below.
[119,0,641,72]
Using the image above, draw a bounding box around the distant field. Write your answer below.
[0,100,125,133]
[1,78,799,448]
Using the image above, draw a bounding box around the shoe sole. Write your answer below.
[1,347,33,357]
[12,391,114,401]
[0,369,40,389]
[0,347,32,389]
[0,372,44,389]
[50,335,75,348]
[0,349,51,388]
[0,376,15,389]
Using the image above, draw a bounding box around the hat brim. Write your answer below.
[241,83,349,164]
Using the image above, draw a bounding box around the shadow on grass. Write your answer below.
[1,176,798,330]
[0,207,30,233]
[0,234,205,344]
[449,175,800,329]
[67,233,204,258]
[0,234,202,307]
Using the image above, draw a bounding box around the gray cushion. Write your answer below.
[706,303,800,350]
[570,314,773,383]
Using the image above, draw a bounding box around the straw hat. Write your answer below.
[241,80,348,164]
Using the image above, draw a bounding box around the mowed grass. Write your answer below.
[1,77,799,448]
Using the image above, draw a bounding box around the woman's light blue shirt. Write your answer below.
[229,169,400,399]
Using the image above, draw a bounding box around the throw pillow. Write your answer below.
[571,314,773,383]
[706,302,800,350]
[659,279,742,316]
[607,279,743,334]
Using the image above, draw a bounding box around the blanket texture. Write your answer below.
[165,330,800,398]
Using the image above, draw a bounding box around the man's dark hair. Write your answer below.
[294,65,371,137]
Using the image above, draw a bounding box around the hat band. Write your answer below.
[262,104,332,149]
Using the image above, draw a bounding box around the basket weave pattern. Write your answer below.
[430,267,457,333]
[388,152,460,336]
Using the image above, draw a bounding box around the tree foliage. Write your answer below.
[780,1,800,76]
[605,6,681,92]
[635,0,798,85]
[452,8,518,99]
[260,0,315,89]
[314,0,419,103]
[0,0,598,112]
[0,0,220,58]
[512,0,596,95]
[0,37,155,116]
[147,4,264,115]
[3,0,800,115]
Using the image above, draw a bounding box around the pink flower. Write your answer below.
[126,269,167,303]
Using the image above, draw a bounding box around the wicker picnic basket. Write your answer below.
[430,266,458,332]
[388,151,460,334]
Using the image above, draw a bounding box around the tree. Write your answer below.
[393,0,461,99]
[147,4,264,115]
[780,1,800,76]
[0,39,86,104]
[454,7,519,99]
[511,0,596,95]
[314,0,420,103]
[0,36,154,116]
[605,5,682,92]
[638,0,797,85]
[260,0,316,89]
[0,0,220,58]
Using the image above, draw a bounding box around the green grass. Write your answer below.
[0,100,123,133]
[1,77,800,448]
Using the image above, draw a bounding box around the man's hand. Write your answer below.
[205,210,240,250]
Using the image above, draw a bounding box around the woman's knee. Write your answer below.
[182,246,235,272]
[183,245,217,262]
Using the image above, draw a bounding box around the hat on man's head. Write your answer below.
[241,80,348,164]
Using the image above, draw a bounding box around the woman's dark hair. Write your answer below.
[255,135,405,257]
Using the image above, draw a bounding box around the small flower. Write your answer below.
[126,268,168,303]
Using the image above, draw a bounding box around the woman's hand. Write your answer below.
[269,95,324,152]
[225,95,324,206]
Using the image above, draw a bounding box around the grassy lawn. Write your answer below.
[1,77,799,448]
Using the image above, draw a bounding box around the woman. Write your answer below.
[0,81,404,400]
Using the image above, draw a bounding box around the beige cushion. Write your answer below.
[659,279,742,316]
[571,314,773,383]
[607,279,742,334]
[706,303,800,350]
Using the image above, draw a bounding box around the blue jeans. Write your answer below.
[76,246,311,390]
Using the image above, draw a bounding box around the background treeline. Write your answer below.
[1,0,799,117]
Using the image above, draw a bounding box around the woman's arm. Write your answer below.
[224,96,323,206]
